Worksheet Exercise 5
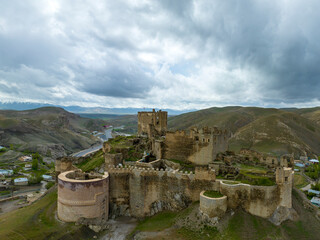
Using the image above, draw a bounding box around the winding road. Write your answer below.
[72,128,113,157]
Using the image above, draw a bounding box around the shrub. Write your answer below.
[45,182,55,190]
[29,173,43,184]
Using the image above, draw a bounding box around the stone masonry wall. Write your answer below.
[162,129,228,165]
[219,181,281,218]
[138,110,167,136]
[57,171,109,223]
[200,191,227,218]
[107,165,218,218]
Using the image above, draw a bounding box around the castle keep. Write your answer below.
[138,109,167,137]
[57,109,295,227]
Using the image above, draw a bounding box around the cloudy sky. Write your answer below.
[0,0,320,110]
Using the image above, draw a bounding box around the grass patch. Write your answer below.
[167,159,195,171]
[177,225,219,240]
[77,150,104,172]
[135,211,178,232]
[239,164,268,174]
[0,190,10,196]
[0,189,80,239]
[108,135,134,149]
[294,174,309,189]
[203,190,223,198]
[237,170,275,186]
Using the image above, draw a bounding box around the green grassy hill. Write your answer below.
[0,107,107,155]
[168,106,320,156]
[0,188,96,239]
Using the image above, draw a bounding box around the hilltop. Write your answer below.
[168,106,320,156]
[0,107,107,156]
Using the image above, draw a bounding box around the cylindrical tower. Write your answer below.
[57,170,109,222]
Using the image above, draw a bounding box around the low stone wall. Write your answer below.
[219,181,279,218]
[57,171,109,223]
[200,191,227,218]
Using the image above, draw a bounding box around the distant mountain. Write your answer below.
[0,101,193,115]
[168,106,320,157]
[0,107,107,156]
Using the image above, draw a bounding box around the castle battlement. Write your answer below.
[106,164,215,181]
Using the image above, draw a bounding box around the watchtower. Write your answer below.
[138,109,167,137]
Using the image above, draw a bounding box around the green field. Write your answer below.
[77,149,105,172]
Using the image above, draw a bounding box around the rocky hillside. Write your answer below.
[0,107,107,156]
[168,106,320,157]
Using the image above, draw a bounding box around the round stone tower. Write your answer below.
[57,170,109,222]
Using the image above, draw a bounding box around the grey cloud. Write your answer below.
[1,0,320,108]
[74,61,154,98]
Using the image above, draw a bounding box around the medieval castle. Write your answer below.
[56,110,294,228]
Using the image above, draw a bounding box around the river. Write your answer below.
[72,128,113,157]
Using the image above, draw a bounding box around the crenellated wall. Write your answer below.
[106,165,218,218]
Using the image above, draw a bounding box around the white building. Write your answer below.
[0,169,13,176]
[311,197,320,207]
[14,177,28,186]
[19,156,32,162]
[42,174,53,181]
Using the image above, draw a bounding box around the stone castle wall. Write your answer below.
[57,171,109,223]
[161,128,228,165]
[106,165,218,218]
[216,167,293,218]
[219,181,280,218]
[138,109,167,136]
[55,157,76,179]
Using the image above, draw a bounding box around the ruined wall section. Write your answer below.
[138,109,167,137]
[106,165,218,218]
[219,181,279,218]
[276,167,293,208]
[162,128,228,165]
[163,131,195,161]
[55,157,77,179]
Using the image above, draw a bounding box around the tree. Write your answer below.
[32,152,43,164]
[32,158,38,170]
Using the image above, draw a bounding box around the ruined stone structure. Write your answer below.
[200,191,227,218]
[57,170,109,223]
[154,127,229,166]
[199,166,294,220]
[107,165,217,218]
[55,156,77,179]
[56,109,295,227]
[138,109,167,137]
[239,149,294,168]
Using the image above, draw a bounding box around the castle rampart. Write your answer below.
[106,165,218,218]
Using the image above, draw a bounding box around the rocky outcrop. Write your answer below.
[269,206,298,225]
